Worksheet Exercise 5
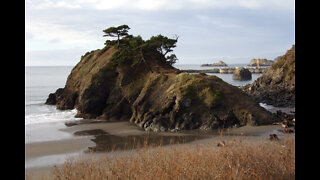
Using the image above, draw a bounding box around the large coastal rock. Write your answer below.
[233,67,252,80]
[242,45,295,107]
[46,46,277,132]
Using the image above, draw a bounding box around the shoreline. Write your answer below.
[25,106,294,179]
[25,121,286,171]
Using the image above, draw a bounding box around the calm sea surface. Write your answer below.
[25,64,262,127]
[25,66,79,125]
[173,64,262,87]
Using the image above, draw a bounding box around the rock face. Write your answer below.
[201,61,227,67]
[46,46,277,132]
[242,45,295,107]
[233,67,252,80]
[247,58,273,67]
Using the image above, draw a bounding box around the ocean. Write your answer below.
[25,66,81,143]
[25,64,262,142]
[25,66,80,125]
[173,64,262,86]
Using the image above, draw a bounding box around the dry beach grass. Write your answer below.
[29,134,295,180]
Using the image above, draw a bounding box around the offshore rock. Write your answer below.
[201,61,227,67]
[232,67,252,80]
[247,58,274,67]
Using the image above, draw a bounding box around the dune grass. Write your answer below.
[28,134,295,180]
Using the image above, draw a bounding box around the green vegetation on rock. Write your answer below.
[102,25,179,67]
[103,24,131,46]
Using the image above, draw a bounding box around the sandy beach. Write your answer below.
[25,117,290,180]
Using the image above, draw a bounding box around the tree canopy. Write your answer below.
[103,25,131,45]
[103,25,179,66]
[145,34,179,65]
[146,34,179,57]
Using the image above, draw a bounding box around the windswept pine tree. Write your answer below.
[102,25,179,66]
[103,24,131,45]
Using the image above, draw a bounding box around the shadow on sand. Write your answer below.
[74,129,209,153]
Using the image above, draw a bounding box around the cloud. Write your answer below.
[27,0,294,11]
[26,18,102,50]
[25,48,88,66]
[26,0,294,65]
[190,0,294,11]
[29,0,81,9]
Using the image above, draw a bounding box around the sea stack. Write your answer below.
[246,58,274,67]
[232,67,252,80]
[46,32,278,132]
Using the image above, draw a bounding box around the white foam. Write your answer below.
[25,107,82,125]
[25,100,43,106]
[259,103,275,110]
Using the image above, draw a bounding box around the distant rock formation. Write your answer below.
[247,58,273,67]
[233,67,252,81]
[242,45,295,107]
[201,61,227,67]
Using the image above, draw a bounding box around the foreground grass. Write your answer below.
[29,135,295,180]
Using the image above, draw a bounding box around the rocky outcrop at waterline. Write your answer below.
[242,45,295,107]
[46,35,278,132]
[232,67,252,81]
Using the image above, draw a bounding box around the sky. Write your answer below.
[25,0,295,66]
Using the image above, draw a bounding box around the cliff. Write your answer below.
[46,37,277,132]
[242,45,295,107]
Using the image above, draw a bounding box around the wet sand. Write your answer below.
[25,119,289,179]
[25,121,143,167]
[25,138,94,160]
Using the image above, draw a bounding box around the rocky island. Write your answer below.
[201,60,227,67]
[46,26,278,132]
[246,58,274,67]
